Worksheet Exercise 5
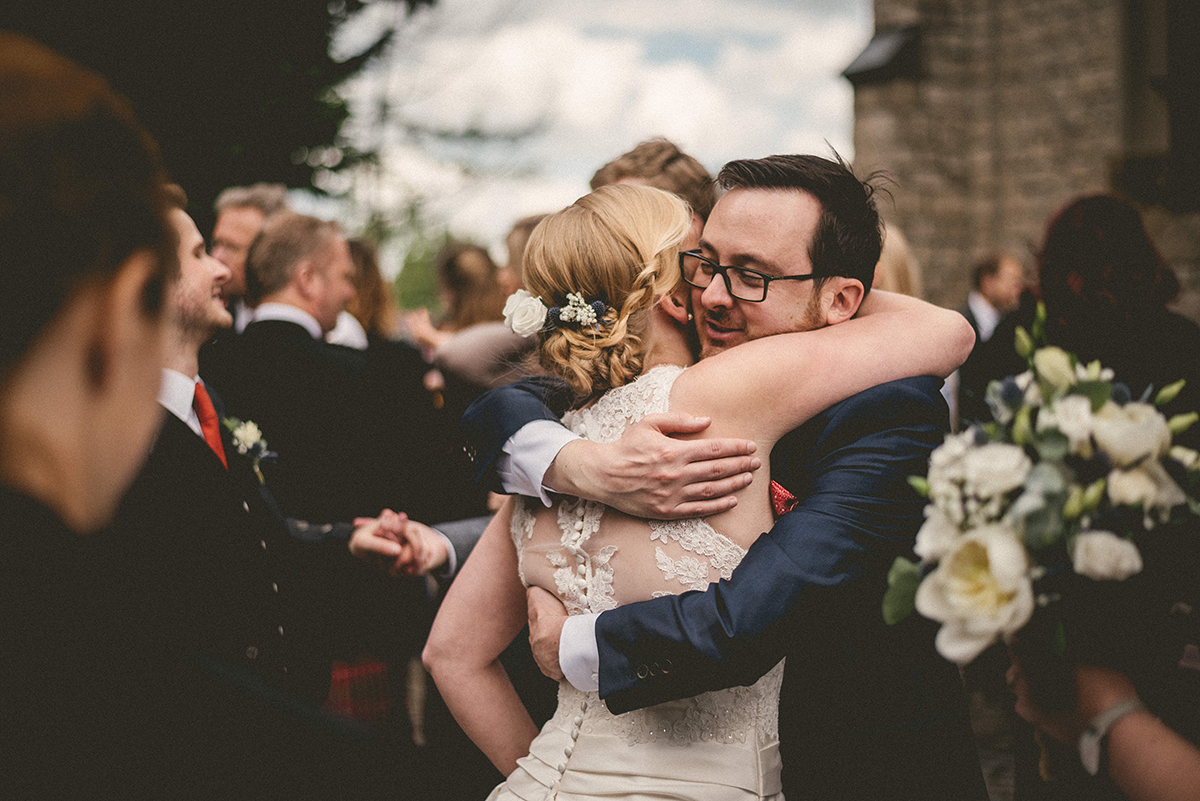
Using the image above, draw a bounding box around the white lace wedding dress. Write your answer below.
[488,365,784,801]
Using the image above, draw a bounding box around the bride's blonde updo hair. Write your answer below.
[523,184,691,402]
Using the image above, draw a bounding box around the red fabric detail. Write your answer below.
[770,480,798,517]
[192,382,228,469]
[324,657,391,722]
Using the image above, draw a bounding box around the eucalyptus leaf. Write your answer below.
[1036,430,1070,461]
[907,475,930,498]
[882,557,921,625]
[1071,381,1113,412]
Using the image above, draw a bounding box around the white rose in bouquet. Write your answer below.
[914,507,960,562]
[504,289,548,337]
[915,524,1034,665]
[1092,401,1172,468]
[964,442,1033,499]
[1036,393,1095,456]
[1108,459,1188,525]
[1070,530,1143,581]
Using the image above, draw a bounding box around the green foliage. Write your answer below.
[7,0,435,234]
[390,202,450,312]
[882,557,921,625]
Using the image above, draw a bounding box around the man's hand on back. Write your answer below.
[544,413,760,519]
[527,586,568,681]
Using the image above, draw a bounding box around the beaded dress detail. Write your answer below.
[492,365,784,801]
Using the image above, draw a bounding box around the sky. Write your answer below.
[317,0,873,272]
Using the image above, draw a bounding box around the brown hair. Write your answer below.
[346,237,397,338]
[245,212,342,302]
[436,242,506,330]
[591,138,716,222]
[523,184,690,402]
[0,32,174,381]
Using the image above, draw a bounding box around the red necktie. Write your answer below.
[192,382,228,469]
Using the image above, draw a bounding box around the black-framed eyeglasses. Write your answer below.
[678,250,816,303]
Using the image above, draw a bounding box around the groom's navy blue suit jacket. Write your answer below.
[463,375,987,801]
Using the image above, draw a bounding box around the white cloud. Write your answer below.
[334,0,872,252]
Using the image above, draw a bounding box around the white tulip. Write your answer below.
[1071,530,1143,581]
[1092,401,1172,468]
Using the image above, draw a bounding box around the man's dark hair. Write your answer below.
[0,32,174,381]
[971,253,1006,290]
[716,153,884,293]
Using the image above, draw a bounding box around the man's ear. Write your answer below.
[294,259,319,301]
[659,286,692,325]
[822,278,865,326]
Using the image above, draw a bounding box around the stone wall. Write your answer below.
[853,0,1200,321]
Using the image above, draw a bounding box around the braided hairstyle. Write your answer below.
[523,184,691,404]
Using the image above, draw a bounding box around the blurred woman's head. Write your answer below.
[0,32,175,530]
[1038,194,1178,325]
[346,238,397,338]
[435,241,506,330]
[522,184,690,400]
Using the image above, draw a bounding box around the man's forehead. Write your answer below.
[701,187,819,269]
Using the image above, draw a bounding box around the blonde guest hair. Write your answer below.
[522,184,691,403]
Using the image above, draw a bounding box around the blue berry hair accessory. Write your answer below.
[547,292,608,330]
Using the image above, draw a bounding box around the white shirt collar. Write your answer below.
[158,368,203,436]
[250,302,323,340]
[967,291,1002,343]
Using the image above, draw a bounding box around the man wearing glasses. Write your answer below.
[464,154,987,800]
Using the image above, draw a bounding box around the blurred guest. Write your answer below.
[210,182,289,332]
[960,195,1200,800]
[346,237,401,341]
[497,213,549,295]
[590,137,715,250]
[1009,660,1200,801]
[0,32,175,796]
[406,241,507,356]
[99,185,447,799]
[960,194,1200,434]
[873,222,924,298]
[964,251,1025,344]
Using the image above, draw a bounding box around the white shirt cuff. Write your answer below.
[560,613,600,692]
[430,527,458,578]
[495,420,580,507]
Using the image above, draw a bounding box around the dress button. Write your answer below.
[573,520,583,531]
[577,564,586,575]
[564,746,573,757]
[570,727,580,739]
[557,762,567,773]
[580,700,588,712]
[573,716,582,726]
[245,646,258,659]
[575,553,585,564]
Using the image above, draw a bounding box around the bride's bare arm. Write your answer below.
[672,290,974,446]
[422,499,538,775]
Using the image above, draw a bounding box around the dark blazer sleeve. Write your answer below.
[597,377,948,713]
[461,375,576,492]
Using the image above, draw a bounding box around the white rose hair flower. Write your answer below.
[504,289,549,337]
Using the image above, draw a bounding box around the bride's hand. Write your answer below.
[545,413,761,519]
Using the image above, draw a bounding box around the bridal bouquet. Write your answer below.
[883,305,1200,670]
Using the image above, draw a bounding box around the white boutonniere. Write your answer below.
[222,417,277,484]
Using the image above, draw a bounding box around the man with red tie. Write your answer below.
[97,186,462,799]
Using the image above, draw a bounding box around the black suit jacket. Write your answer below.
[204,319,481,526]
[464,376,988,801]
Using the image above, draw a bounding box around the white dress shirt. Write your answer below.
[250,302,323,339]
[158,368,205,434]
[967,291,1003,343]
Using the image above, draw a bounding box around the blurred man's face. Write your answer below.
[170,208,233,338]
[981,256,1025,313]
[311,237,357,334]
[210,205,265,298]
[692,187,825,359]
